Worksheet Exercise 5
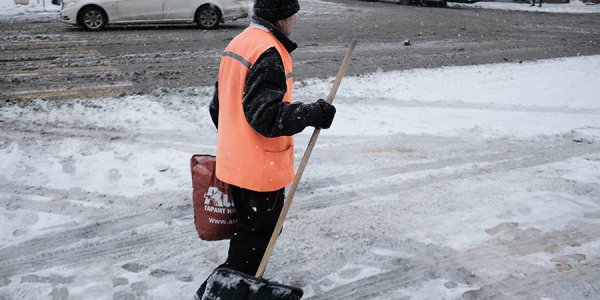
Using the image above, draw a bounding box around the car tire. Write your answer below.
[439,0,448,7]
[79,6,107,31]
[195,5,221,30]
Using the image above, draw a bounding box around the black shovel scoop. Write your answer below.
[199,39,357,300]
[201,268,303,300]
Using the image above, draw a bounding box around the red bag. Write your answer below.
[191,154,237,241]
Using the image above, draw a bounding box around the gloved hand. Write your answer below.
[316,99,336,129]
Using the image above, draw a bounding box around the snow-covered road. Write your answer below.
[1,55,599,299]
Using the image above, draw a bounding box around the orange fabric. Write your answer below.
[216,27,295,192]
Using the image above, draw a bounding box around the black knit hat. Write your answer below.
[254,0,300,22]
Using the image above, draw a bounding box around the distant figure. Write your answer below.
[531,0,542,7]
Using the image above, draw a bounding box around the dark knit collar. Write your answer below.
[251,16,297,53]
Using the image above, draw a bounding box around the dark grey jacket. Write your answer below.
[209,17,324,137]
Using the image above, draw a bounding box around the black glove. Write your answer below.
[316,99,336,129]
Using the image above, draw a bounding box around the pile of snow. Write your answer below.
[449,0,600,14]
[296,54,600,139]
[0,0,59,16]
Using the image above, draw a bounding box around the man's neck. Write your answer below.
[251,16,297,53]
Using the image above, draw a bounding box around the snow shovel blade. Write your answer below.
[201,268,303,300]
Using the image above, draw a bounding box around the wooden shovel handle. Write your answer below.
[256,40,358,278]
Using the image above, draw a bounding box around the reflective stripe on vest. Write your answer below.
[223,50,294,80]
[223,51,252,69]
[215,27,295,192]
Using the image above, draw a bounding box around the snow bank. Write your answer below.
[449,0,600,14]
[300,55,600,109]
[296,54,600,138]
[0,0,59,16]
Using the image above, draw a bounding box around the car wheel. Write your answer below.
[439,0,448,7]
[196,5,221,30]
[79,7,107,31]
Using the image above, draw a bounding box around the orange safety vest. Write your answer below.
[215,26,295,192]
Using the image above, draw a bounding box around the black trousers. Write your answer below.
[196,186,285,298]
[220,185,285,276]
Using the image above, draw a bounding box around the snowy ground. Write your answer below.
[1,53,599,299]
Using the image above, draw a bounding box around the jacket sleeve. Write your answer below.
[242,48,322,138]
[209,81,219,129]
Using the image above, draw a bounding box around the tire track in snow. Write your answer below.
[0,181,152,211]
[0,119,209,154]
[0,191,112,218]
[483,263,600,299]
[309,222,600,299]
[295,142,600,211]
[345,97,600,115]
[0,205,191,278]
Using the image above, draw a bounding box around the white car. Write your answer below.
[60,0,251,31]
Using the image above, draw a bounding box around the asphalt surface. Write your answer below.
[1,0,600,102]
